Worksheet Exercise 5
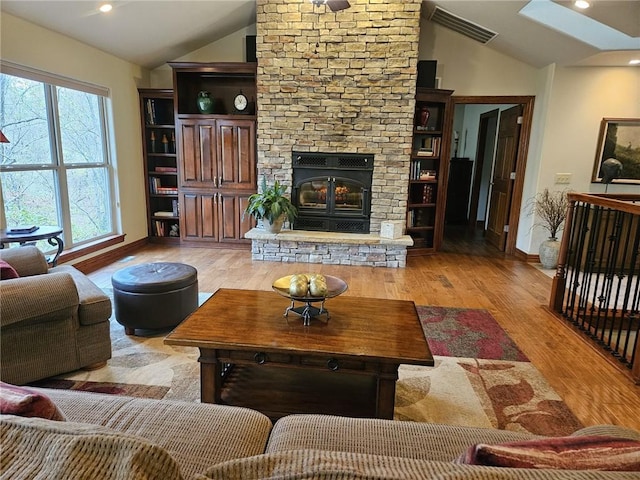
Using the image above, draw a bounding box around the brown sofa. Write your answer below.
[1,388,639,480]
[0,246,112,384]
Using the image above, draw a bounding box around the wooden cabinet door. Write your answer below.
[218,193,240,243]
[180,192,219,242]
[200,193,218,241]
[180,192,201,240]
[218,193,254,243]
[178,120,218,188]
[217,119,256,191]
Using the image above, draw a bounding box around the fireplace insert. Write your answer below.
[291,151,374,233]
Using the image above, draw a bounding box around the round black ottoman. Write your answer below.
[111,262,198,335]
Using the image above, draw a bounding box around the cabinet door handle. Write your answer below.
[214,176,218,187]
[254,352,267,365]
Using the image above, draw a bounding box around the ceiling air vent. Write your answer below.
[429,6,498,45]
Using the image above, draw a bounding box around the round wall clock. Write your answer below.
[234,93,248,112]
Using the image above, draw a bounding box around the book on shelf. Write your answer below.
[146,99,158,125]
[153,211,174,217]
[421,184,434,203]
[407,210,414,228]
[416,149,434,157]
[154,220,166,237]
[149,177,178,194]
[154,166,177,173]
[172,199,179,217]
[156,187,178,195]
[410,162,437,181]
[419,169,437,181]
[419,136,440,155]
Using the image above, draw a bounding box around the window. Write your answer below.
[0,66,116,252]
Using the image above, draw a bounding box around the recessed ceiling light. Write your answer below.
[99,4,113,13]
[574,0,590,9]
[630,59,640,65]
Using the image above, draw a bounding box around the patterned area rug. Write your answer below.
[31,298,582,436]
[417,306,528,361]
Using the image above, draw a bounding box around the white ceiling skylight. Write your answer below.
[519,0,640,51]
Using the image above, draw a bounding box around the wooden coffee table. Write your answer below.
[164,288,433,419]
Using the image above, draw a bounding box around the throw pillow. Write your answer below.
[0,259,19,280]
[0,382,65,421]
[457,435,640,471]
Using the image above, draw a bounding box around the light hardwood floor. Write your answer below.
[87,229,640,432]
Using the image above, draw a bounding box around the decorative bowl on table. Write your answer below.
[272,274,348,302]
[272,274,348,325]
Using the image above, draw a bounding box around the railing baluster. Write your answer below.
[550,193,640,384]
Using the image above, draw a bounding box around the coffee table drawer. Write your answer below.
[218,349,292,365]
[217,350,366,371]
[300,355,366,372]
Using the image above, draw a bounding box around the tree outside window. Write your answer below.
[0,71,116,252]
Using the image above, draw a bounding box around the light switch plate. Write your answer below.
[555,173,571,184]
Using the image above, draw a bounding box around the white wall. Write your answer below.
[150,25,256,88]
[420,21,540,96]
[527,65,640,252]
[1,13,149,261]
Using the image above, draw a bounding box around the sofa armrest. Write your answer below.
[0,272,79,328]
[0,246,48,277]
[50,265,111,325]
[571,425,640,441]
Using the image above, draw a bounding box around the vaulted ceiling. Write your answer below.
[1,0,638,69]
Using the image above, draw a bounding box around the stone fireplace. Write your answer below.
[248,0,422,267]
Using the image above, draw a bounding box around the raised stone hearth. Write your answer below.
[245,229,412,268]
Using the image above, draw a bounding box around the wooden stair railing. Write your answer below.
[550,193,640,384]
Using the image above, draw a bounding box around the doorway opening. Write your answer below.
[442,96,535,256]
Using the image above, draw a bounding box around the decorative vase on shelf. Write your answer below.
[196,91,214,114]
[419,106,430,129]
[539,237,560,270]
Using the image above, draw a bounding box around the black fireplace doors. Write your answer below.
[291,152,373,233]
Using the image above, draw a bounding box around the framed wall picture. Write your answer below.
[592,118,640,184]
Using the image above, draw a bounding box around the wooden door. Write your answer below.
[468,109,498,230]
[486,105,522,251]
[217,119,256,190]
[178,120,217,187]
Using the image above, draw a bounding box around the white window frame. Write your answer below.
[0,61,117,250]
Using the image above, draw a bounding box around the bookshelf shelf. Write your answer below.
[139,88,181,244]
[407,88,454,254]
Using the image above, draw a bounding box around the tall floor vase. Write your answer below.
[539,238,560,269]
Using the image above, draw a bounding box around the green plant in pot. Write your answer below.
[528,188,569,269]
[244,177,297,233]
